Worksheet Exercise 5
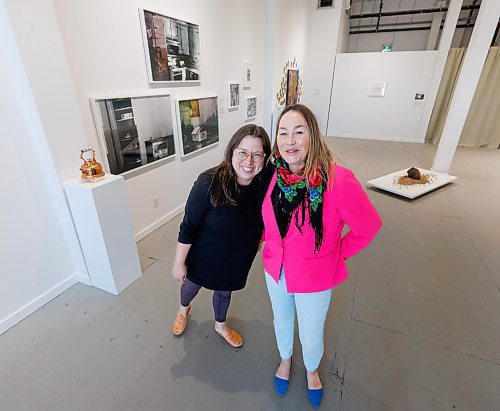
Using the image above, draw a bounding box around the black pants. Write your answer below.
[180,278,232,322]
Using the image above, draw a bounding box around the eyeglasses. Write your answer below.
[233,148,265,163]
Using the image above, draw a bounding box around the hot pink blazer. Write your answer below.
[262,165,382,293]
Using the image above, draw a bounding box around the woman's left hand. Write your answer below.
[171,261,187,283]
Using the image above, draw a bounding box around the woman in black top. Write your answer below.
[171,124,271,347]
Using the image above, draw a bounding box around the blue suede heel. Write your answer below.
[307,387,323,409]
[273,376,289,397]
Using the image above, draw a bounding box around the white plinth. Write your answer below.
[64,175,142,295]
[367,168,457,199]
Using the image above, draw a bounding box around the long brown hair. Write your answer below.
[273,104,335,187]
[207,124,271,206]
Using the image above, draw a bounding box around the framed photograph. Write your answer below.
[245,96,257,120]
[286,69,299,106]
[139,8,200,83]
[90,93,176,176]
[228,82,240,109]
[175,95,220,157]
[318,0,334,7]
[368,82,387,97]
[243,61,253,89]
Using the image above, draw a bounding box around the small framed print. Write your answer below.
[228,82,240,109]
[368,82,387,97]
[243,61,253,89]
[318,0,334,8]
[245,96,257,120]
[175,95,220,157]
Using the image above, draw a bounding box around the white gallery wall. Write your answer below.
[328,51,438,142]
[0,0,88,334]
[271,0,310,108]
[4,0,90,184]
[301,0,348,134]
[0,109,83,334]
[263,0,310,140]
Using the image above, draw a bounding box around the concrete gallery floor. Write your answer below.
[1,138,499,411]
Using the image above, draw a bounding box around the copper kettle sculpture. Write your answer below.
[80,148,105,181]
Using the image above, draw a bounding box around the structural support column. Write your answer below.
[432,0,500,173]
[426,13,443,50]
[416,0,463,143]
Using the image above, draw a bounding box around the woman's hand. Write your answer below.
[171,242,191,282]
[171,262,187,283]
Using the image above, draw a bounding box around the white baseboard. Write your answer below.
[134,204,185,242]
[328,133,424,144]
[77,273,92,286]
[0,273,79,335]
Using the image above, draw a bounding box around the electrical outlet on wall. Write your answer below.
[152,196,159,208]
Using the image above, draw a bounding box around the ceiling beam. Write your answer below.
[349,22,475,34]
[350,4,480,20]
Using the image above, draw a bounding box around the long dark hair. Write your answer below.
[207,124,271,207]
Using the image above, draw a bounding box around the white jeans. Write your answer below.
[265,268,332,372]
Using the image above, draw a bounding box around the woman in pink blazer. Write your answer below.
[262,104,381,408]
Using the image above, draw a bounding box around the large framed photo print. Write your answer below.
[245,96,257,120]
[176,96,219,157]
[90,93,176,176]
[139,8,200,83]
[228,82,240,109]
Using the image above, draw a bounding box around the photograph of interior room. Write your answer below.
[1,0,499,410]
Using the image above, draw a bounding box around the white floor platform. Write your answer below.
[367,167,458,199]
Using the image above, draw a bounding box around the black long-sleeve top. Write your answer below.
[178,170,269,291]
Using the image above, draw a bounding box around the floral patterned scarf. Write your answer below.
[271,153,325,253]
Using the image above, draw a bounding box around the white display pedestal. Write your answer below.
[64,175,142,295]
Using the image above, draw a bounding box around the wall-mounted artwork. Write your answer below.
[245,96,257,120]
[286,69,299,106]
[368,82,387,97]
[318,0,334,7]
[90,93,176,176]
[243,62,253,89]
[276,58,303,107]
[139,8,200,83]
[176,96,219,156]
[228,82,240,109]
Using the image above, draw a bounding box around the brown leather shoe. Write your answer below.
[172,305,191,336]
[215,327,243,347]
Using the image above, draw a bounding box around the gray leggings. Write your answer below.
[180,278,232,322]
